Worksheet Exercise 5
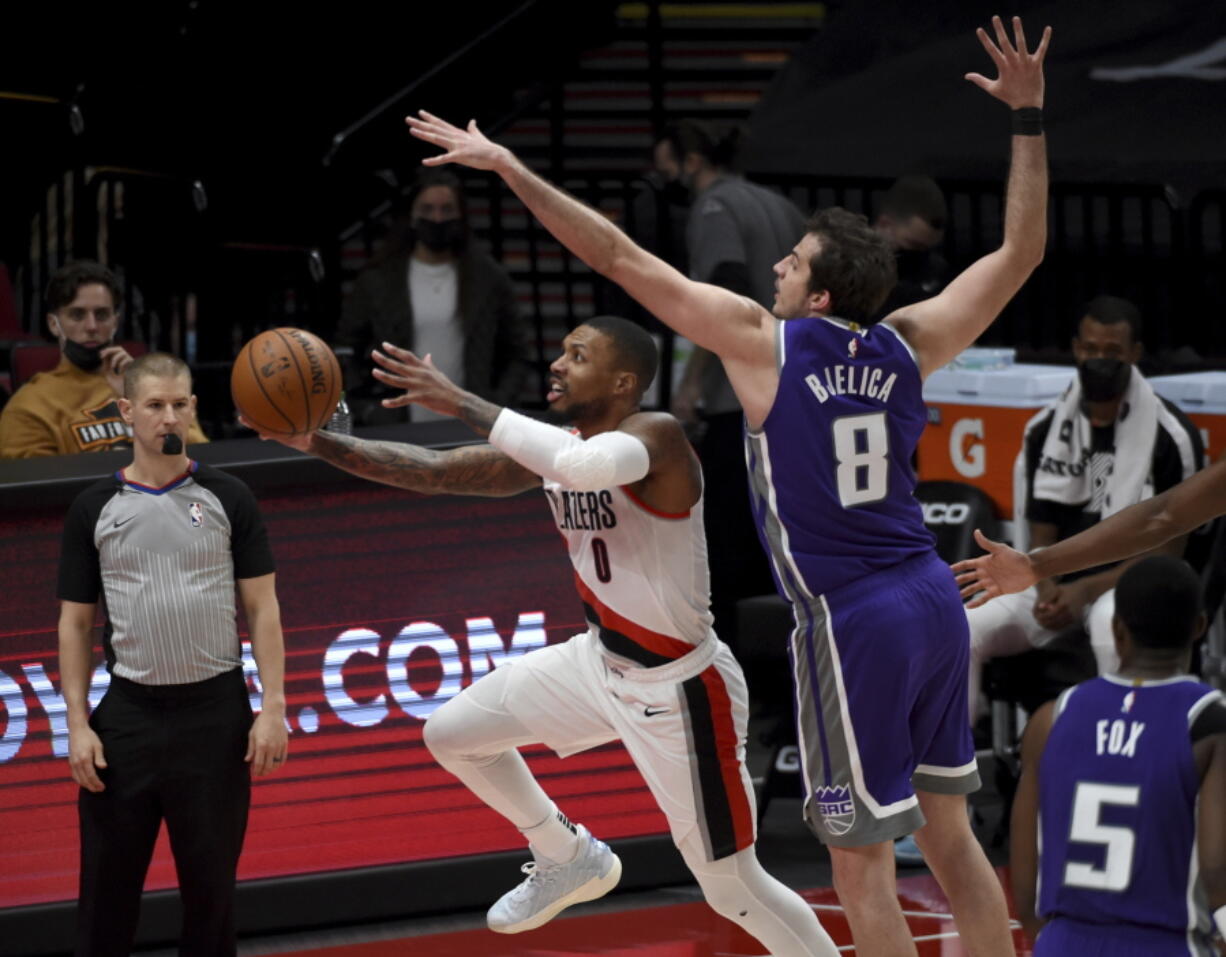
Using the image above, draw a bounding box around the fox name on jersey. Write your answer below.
[1095,718,1145,757]
[547,488,618,531]
[805,364,899,405]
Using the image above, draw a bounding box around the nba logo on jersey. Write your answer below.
[848,337,859,358]
[188,502,204,528]
[1121,690,1136,713]
[814,783,855,836]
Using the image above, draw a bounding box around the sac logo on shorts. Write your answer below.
[188,502,204,528]
[814,783,855,836]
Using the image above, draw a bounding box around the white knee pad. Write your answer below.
[422,666,532,765]
[421,696,471,765]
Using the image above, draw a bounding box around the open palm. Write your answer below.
[966,15,1052,109]
[405,110,510,171]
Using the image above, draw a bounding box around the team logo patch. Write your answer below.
[188,502,204,528]
[848,338,859,358]
[814,783,856,836]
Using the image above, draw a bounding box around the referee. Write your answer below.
[57,352,288,957]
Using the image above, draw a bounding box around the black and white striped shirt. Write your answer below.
[57,462,275,684]
[1024,395,1204,581]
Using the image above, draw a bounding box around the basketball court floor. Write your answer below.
[177,870,1025,956]
[135,784,1028,957]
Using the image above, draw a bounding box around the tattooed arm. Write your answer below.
[303,431,540,497]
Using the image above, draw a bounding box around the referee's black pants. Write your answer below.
[75,668,252,957]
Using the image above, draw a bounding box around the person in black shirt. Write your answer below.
[872,174,950,319]
[964,296,1203,720]
[57,352,287,957]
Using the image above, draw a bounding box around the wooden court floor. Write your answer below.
[181,868,1026,957]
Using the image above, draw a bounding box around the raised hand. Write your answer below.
[405,110,512,171]
[965,15,1051,109]
[371,341,465,416]
[952,528,1039,607]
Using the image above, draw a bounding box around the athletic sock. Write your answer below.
[521,804,582,864]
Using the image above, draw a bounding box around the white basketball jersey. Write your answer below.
[542,479,713,667]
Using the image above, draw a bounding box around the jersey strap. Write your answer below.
[573,572,695,666]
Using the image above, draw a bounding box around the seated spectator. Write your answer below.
[336,169,530,424]
[0,261,205,459]
[872,174,949,319]
[966,295,1203,720]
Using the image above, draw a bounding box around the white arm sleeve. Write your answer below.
[488,408,650,491]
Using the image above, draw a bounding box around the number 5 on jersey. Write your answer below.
[1064,781,1140,892]
[832,412,889,508]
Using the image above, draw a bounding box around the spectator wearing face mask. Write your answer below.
[336,169,530,424]
[872,174,950,320]
[965,295,1204,720]
[0,260,206,459]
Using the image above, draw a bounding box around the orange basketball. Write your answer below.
[231,328,342,436]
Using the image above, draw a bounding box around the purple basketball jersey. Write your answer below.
[746,316,934,597]
[1038,675,1221,947]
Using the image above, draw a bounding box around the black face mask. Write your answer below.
[413,218,464,253]
[63,337,106,372]
[1078,358,1131,402]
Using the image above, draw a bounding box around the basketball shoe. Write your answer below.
[487,825,622,933]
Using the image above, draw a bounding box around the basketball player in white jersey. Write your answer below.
[251,315,839,955]
[404,16,1048,956]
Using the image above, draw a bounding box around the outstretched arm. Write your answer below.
[887,16,1051,379]
[303,431,542,497]
[955,456,1226,604]
[405,112,774,369]
[243,342,540,497]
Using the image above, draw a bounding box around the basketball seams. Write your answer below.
[232,328,340,436]
[275,329,312,434]
[242,339,297,434]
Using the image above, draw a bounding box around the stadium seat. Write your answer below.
[913,480,1001,563]
[0,263,41,394]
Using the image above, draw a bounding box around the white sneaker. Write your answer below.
[486,825,622,934]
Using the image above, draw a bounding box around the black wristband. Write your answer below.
[1012,107,1043,136]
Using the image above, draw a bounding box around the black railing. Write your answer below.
[444,171,1223,405]
[321,0,544,170]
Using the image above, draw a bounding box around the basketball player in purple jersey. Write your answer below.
[408,15,1049,954]
[1009,556,1226,955]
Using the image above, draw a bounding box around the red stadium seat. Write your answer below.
[0,264,23,341]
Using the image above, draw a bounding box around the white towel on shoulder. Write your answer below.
[1030,366,1158,519]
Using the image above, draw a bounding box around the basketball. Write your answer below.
[231,327,342,436]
